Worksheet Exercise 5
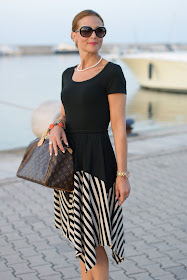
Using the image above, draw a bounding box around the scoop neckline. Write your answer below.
[71,61,111,83]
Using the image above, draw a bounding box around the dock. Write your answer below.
[0,124,187,279]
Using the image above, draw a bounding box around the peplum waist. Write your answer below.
[65,128,108,134]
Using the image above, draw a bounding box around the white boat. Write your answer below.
[0,45,14,56]
[0,45,21,56]
[53,43,79,54]
[121,51,187,92]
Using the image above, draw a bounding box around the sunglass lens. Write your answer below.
[96,27,106,38]
[80,27,93,37]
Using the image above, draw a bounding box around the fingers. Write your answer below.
[118,193,125,206]
[117,189,130,206]
[49,141,53,156]
[52,140,58,156]
[116,188,120,200]
[48,129,69,156]
[61,130,69,146]
[56,137,65,154]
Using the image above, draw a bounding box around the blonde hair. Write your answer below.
[72,9,104,48]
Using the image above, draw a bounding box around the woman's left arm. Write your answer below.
[108,93,131,206]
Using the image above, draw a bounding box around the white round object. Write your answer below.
[31,100,61,138]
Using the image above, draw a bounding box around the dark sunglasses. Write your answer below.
[74,26,107,38]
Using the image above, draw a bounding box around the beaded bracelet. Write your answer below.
[48,120,64,135]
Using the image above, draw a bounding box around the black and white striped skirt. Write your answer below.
[54,130,125,273]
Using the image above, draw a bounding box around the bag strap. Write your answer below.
[38,128,49,147]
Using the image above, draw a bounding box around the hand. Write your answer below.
[48,125,68,156]
[115,176,131,206]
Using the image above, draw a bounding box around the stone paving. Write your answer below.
[0,124,187,280]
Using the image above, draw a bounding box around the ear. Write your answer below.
[71,31,76,42]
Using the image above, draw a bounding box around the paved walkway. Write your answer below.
[0,124,187,280]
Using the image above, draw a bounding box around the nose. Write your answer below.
[90,30,97,39]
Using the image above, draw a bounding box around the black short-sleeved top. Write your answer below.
[61,61,127,131]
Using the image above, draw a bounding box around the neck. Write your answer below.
[78,53,101,69]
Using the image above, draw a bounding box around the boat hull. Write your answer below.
[122,53,187,92]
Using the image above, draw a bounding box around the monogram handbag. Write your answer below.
[16,128,74,192]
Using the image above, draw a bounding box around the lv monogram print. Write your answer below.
[16,137,74,192]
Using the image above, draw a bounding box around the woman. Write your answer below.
[49,9,131,280]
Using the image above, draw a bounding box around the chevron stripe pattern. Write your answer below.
[54,170,125,273]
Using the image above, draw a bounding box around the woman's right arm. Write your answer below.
[58,103,66,124]
[48,103,68,156]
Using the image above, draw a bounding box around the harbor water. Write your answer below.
[1,53,187,151]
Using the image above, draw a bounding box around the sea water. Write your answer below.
[1,53,187,151]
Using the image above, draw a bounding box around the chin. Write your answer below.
[87,45,101,52]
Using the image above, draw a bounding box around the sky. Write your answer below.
[0,0,186,46]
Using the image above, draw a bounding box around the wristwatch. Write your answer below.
[116,170,130,179]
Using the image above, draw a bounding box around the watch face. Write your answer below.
[126,171,130,177]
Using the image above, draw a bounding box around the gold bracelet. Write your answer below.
[116,170,130,179]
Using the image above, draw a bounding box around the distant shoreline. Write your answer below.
[1,43,187,56]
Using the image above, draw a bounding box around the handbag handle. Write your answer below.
[38,128,50,147]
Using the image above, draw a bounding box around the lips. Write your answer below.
[88,42,98,45]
